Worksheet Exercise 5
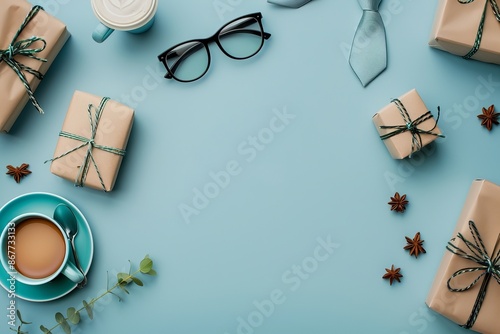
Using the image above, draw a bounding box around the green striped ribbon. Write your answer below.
[379,99,444,158]
[45,97,126,191]
[446,221,500,329]
[0,6,47,114]
[458,0,500,60]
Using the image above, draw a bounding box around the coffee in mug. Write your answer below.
[0,213,84,285]
[13,217,66,279]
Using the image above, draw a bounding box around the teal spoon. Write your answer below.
[53,204,87,288]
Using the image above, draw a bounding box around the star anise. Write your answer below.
[382,265,403,285]
[404,232,426,258]
[477,105,499,131]
[388,192,408,213]
[6,163,31,183]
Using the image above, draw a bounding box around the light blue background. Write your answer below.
[2,0,500,333]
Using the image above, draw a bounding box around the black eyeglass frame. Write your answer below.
[158,12,271,83]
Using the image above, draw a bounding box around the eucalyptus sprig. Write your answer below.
[10,310,31,334]
[39,255,156,334]
[38,254,156,334]
[9,255,156,334]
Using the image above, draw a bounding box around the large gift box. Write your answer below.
[0,0,70,132]
[48,91,134,192]
[372,89,444,159]
[429,0,500,64]
[426,179,500,334]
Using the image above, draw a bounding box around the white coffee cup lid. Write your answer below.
[91,0,158,31]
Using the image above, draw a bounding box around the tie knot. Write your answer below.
[406,122,416,132]
[358,0,382,11]
[0,45,15,61]
[486,259,497,274]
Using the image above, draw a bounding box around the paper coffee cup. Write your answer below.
[91,0,158,31]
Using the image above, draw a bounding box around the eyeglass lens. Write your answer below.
[218,17,264,59]
[165,16,264,82]
[166,42,210,82]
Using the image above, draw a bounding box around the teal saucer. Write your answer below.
[0,192,93,302]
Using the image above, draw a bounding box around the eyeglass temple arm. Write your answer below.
[220,17,271,39]
[219,29,271,40]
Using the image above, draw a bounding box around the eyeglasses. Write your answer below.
[158,12,271,82]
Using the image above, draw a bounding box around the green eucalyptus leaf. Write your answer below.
[55,313,71,334]
[83,300,93,320]
[106,271,110,290]
[13,325,27,334]
[139,257,153,274]
[40,325,52,334]
[16,310,31,325]
[118,284,129,294]
[131,277,143,286]
[146,268,157,276]
[67,307,80,325]
[60,319,71,334]
[117,272,131,284]
[55,312,65,324]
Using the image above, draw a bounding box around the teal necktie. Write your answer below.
[349,0,387,87]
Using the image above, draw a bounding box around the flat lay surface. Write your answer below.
[1,0,500,333]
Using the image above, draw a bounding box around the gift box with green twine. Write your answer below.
[0,0,70,132]
[430,0,500,64]
[372,89,444,160]
[47,90,134,192]
[427,179,500,334]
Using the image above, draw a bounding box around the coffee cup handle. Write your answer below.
[92,23,114,43]
[61,259,84,284]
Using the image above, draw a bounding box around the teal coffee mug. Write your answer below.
[91,0,158,43]
[0,213,84,285]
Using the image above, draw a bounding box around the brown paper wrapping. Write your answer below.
[0,0,70,133]
[372,89,442,160]
[426,179,500,334]
[49,91,134,192]
[429,0,500,64]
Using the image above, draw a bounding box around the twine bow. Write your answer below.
[0,6,47,114]
[45,97,126,191]
[446,221,500,329]
[458,0,500,59]
[379,99,444,158]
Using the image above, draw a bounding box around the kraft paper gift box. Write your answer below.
[426,179,500,334]
[429,0,500,64]
[48,91,134,192]
[372,89,444,160]
[0,0,70,132]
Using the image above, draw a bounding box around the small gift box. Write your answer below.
[47,91,134,192]
[0,0,70,132]
[426,179,500,334]
[372,89,444,159]
[429,0,500,64]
